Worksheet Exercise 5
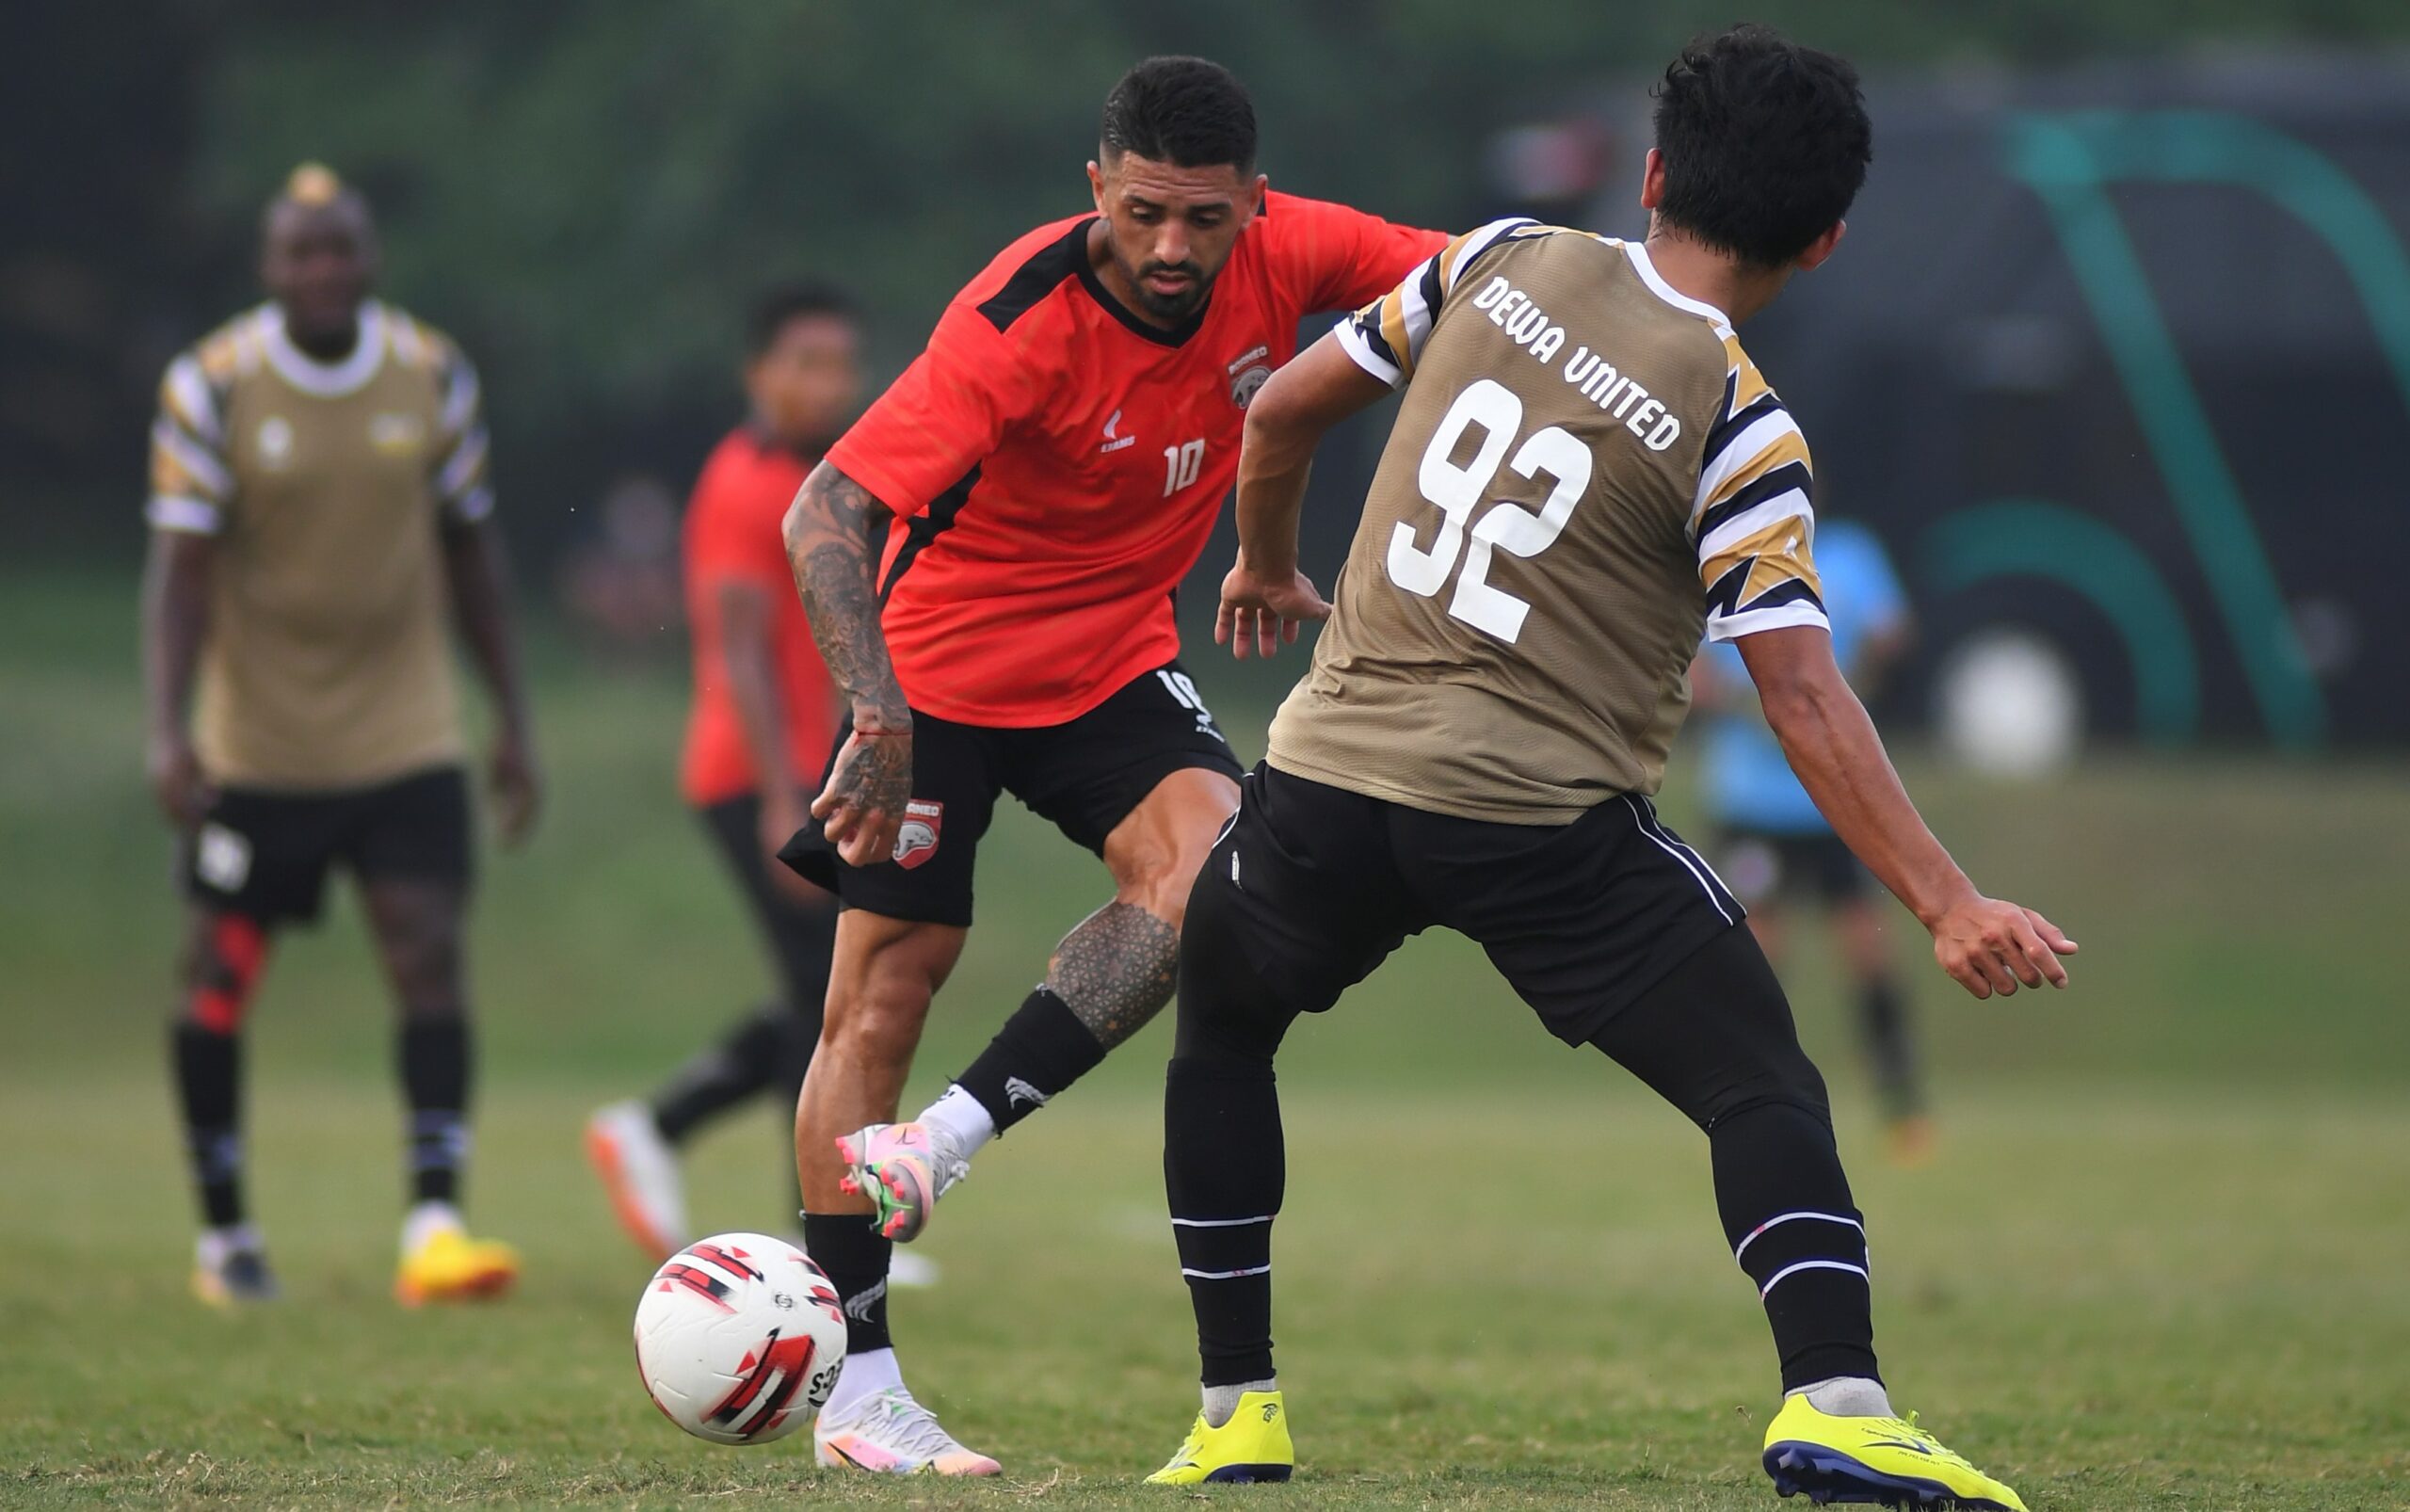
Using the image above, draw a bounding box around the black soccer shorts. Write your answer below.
[1182,763,1746,1046]
[779,661,1244,928]
[1714,827,1872,909]
[181,764,473,925]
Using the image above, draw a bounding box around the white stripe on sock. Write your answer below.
[1732,1210,1867,1264]
[1171,1214,1275,1228]
[1758,1259,1870,1298]
[1181,1264,1272,1280]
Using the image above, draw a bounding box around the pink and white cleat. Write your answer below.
[834,1122,967,1244]
[813,1385,1000,1475]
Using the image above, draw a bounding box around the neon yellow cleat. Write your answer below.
[394,1225,519,1306]
[1762,1394,2026,1509]
[1145,1390,1293,1486]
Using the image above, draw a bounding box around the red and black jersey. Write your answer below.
[825,192,1445,727]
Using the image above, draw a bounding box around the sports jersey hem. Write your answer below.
[1333,319,1404,388]
[821,443,933,523]
[196,744,470,795]
[1263,753,1604,828]
[1704,602,1832,642]
[147,495,224,534]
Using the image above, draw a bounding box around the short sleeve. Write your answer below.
[1333,217,1534,389]
[684,455,793,595]
[147,354,233,534]
[1268,193,1451,318]
[825,303,1036,518]
[431,346,494,523]
[1691,350,1827,641]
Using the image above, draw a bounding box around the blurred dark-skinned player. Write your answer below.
[144,164,538,1307]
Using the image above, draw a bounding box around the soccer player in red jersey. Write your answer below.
[776,57,1444,1472]
[586,285,861,1259]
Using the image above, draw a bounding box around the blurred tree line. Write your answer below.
[9,0,2410,562]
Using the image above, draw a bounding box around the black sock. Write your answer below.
[1590,926,1879,1392]
[172,1021,245,1229]
[803,1212,892,1354]
[1164,1056,1284,1386]
[1712,1100,1880,1390]
[952,986,1107,1135]
[1857,975,1921,1121]
[651,1004,790,1145]
[400,1018,470,1207]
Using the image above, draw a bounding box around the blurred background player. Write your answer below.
[1692,516,1931,1162]
[584,283,934,1285]
[143,165,538,1307]
[778,56,1442,1474]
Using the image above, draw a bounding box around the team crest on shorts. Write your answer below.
[892,800,943,869]
[1226,344,1272,409]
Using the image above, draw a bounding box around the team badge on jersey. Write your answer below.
[892,799,944,869]
[1226,345,1273,409]
[256,415,296,469]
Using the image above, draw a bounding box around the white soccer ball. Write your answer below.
[633,1232,847,1445]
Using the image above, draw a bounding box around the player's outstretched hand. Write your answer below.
[1216,558,1332,661]
[1929,894,2078,999]
[812,729,911,867]
[489,732,542,848]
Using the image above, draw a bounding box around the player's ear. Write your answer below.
[1638,148,1666,212]
[1246,172,1269,220]
[1086,158,1108,212]
[1793,218,1847,274]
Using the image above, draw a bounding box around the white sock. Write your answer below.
[824,1345,904,1420]
[1201,1377,1277,1428]
[919,1084,997,1163]
[1793,1375,1893,1418]
[197,1223,263,1266]
[401,1200,462,1255]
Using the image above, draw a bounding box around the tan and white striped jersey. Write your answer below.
[1268,218,1826,824]
[149,300,492,788]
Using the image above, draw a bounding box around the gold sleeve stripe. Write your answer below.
[1698,514,1816,594]
[1377,287,1413,378]
[1703,428,1809,512]
[152,416,233,502]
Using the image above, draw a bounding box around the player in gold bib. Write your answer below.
[143,166,537,1306]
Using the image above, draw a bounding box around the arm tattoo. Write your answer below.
[785,461,913,821]
[1047,901,1181,1050]
[786,462,908,730]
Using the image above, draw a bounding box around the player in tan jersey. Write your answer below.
[1147,29,2070,1507]
[142,166,536,1308]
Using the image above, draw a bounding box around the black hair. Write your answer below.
[1100,56,1257,173]
[747,280,858,358]
[1650,24,1872,268]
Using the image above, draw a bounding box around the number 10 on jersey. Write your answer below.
[1387,378,1593,643]
[1163,439,1204,496]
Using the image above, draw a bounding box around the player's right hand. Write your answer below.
[1216,558,1332,660]
[811,729,912,867]
[147,733,216,828]
[1928,895,2077,999]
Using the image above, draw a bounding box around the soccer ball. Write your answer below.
[633,1232,847,1444]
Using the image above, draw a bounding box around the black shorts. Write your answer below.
[780,662,1244,928]
[181,765,472,925]
[699,792,837,1019]
[1186,764,1745,1046]
[1714,827,1871,908]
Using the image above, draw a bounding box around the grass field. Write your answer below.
[3,570,2406,1508]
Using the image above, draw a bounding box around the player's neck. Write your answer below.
[281,310,362,363]
[1640,229,1791,328]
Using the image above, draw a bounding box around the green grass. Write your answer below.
[3,569,2407,1508]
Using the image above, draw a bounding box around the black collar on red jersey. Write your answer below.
[1071,217,1212,348]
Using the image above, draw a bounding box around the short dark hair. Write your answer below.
[747,280,858,358]
[1100,56,1257,173]
[1651,25,1872,268]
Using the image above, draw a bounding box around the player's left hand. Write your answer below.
[1216,558,1331,660]
[1928,894,2076,999]
[489,731,541,847]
